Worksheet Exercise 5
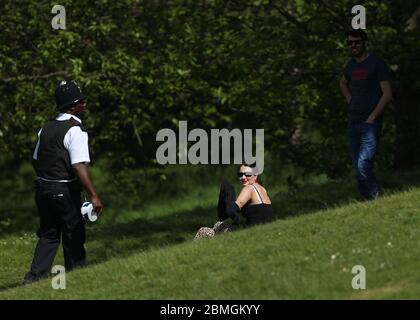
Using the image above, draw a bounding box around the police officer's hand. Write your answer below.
[91,195,103,216]
[72,163,103,216]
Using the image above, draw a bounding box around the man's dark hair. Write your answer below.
[346,29,368,41]
[58,105,72,113]
[58,104,74,113]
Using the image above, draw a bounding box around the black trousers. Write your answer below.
[24,180,86,281]
[217,180,240,224]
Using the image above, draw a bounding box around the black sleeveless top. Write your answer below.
[241,203,273,226]
[241,185,273,226]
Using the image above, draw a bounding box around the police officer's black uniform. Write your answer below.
[24,81,90,283]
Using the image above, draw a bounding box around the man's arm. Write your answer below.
[366,80,393,123]
[73,163,103,215]
[339,75,352,103]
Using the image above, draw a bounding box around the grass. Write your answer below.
[1,166,420,299]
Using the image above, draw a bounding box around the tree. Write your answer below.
[1,0,419,179]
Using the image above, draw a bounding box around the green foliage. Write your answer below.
[0,0,419,177]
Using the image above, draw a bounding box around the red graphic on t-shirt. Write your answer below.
[351,69,369,80]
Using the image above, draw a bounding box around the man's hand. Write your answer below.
[366,115,376,124]
[73,163,104,216]
[365,81,393,125]
[91,194,103,216]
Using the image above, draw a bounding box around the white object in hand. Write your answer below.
[81,202,98,222]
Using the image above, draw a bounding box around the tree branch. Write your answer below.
[316,0,348,31]
[270,2,309,33]
[0,71,66,83]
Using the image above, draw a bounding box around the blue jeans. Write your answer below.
[347,122,381,200]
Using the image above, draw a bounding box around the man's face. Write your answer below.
[72,100,87,116]
[347,36,366,57]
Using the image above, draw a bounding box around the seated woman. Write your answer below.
[195,163,273,240]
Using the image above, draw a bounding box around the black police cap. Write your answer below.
[55,80,86,111]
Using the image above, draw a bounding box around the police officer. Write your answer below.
[23,80,103,284]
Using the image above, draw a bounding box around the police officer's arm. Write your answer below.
[339,75,352,104]
[73,163,103,215]
[366,81,393,123]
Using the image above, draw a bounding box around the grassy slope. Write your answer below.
[1,170,420,299]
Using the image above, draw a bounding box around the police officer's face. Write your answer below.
[74,100,87,116]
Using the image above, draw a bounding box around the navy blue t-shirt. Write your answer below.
[343,54,390,123]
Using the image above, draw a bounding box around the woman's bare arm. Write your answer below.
[235,186,252,209]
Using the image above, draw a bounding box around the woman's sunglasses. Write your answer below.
[238,172,253,178]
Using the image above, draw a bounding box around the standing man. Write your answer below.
[23,80,103,284]
[340,29,393,200]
